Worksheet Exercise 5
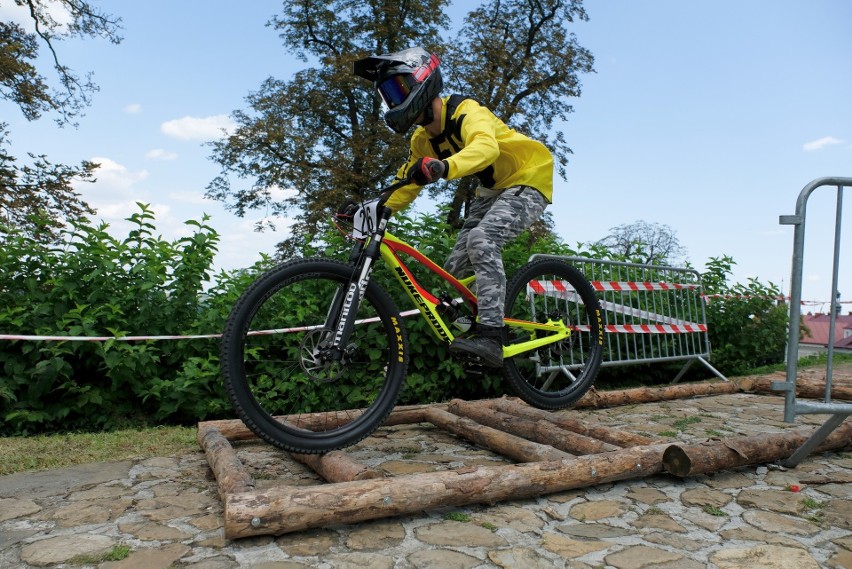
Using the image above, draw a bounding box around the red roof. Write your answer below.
[801,313,852,347]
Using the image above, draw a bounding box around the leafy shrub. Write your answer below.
[0,202,788,435]
[701,256,788,376]
[0,205,265,434]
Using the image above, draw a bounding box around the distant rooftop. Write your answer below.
[801,313,852,348]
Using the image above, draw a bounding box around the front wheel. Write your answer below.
[220,258,409,453]
[503,258,603,409]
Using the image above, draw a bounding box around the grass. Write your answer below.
[0,425,197,476]
[442,512,471,522]
[70,544,131,564]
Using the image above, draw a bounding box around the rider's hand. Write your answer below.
[409,157,447,186]
[336,200,359,220]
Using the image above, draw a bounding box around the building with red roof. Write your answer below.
[800,313,852,355]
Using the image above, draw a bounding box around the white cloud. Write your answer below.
[89,157,149,193]
[161,114,236,141]
[124,103,142,114]
[145,148,179,161]
[803,136,844,152]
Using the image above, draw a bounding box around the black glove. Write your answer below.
[336,200,359,219]
[409,157,447,186]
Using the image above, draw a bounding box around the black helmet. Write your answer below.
[354,47,443,134]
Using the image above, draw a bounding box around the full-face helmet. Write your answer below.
[354,47,443,133]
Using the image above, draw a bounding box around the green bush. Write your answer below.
[701,256,788,376]
[0,203,789,435]
[0,204,265,435]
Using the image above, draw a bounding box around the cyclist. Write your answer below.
[354,47,554,368]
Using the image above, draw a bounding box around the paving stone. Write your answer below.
[625,486,668,504]
[539,532,610,558]
[0,497,41,522]
[100,543,191,568]
[604,545,684,569]
[473,504,545,531]
[556,522,633,539]
[737,488,805,514]
[406,548,481,569]
[323,552,395,568]
[633,512,686,533]
[118,520,195,541]
[20,534,115,566]
[415,520,507,547]
[488,546,558,568]
[275,528,339,556]
[568,499,627,521]
[680,487,732,508]
[741,509,822,536]
[709,544,820,569]
[0,461,133,498]
[345,519,405,550]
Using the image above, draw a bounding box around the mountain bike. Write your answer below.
[220,178,604,454]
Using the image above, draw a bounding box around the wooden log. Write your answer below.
[197,424,255,500]
[422,407,574,462]
[291,451,383,482]
[486,398,656,447]
[223,443,670,538]
[198,404,434,441]
[574,381,741,409]
[663,421,852,477]
[447,399,619,455]
[738,375,852,401]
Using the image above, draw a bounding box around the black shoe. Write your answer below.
[450,325,504,368]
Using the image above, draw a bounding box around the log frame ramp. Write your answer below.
[197,378,851,540]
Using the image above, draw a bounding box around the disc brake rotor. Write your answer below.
[299,328,345,382]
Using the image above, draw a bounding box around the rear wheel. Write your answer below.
[220,258,409,453]
[502,258,603,409]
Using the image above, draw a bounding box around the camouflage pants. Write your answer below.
[445,186,548,328]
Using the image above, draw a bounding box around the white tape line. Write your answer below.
[0,309,423,342]
[528,281,705,330]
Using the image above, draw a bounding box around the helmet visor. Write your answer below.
[377,74,418,108]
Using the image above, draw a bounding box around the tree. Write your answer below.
[206,0,594,255]
[0,0,122,240]
[596,220,688,266]
[0,124,97,241]
[0,0,122,125]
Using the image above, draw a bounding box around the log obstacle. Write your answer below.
[198,380,852,539]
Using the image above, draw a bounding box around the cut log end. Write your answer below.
[662,446,692,477]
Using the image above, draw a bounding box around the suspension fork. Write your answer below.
[326,215,389,358]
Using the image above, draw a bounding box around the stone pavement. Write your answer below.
[0,388,850,569]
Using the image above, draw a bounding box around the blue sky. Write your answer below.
[3,1,850,312]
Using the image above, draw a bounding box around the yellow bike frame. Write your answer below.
[378,231,571,359]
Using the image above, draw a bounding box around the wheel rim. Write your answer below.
[233,270,399,438]
[505,267,601,399]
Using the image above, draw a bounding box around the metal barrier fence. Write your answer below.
[775,176,851,467]
[531,254,726,383]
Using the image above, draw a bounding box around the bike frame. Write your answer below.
[376,231,571,359]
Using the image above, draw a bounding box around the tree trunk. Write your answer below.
[574,382,740,409]
[737,375,852,401]
[197,404,433,442]
[448,399,620,454]
[422,407,574,462]
[224,443,670,538]
[663,421,852,477]
[290,451,383,482]
[485,397,656,447]
[197,424,255,500]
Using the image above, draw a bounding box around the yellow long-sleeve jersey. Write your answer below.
[385,95,554,212]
